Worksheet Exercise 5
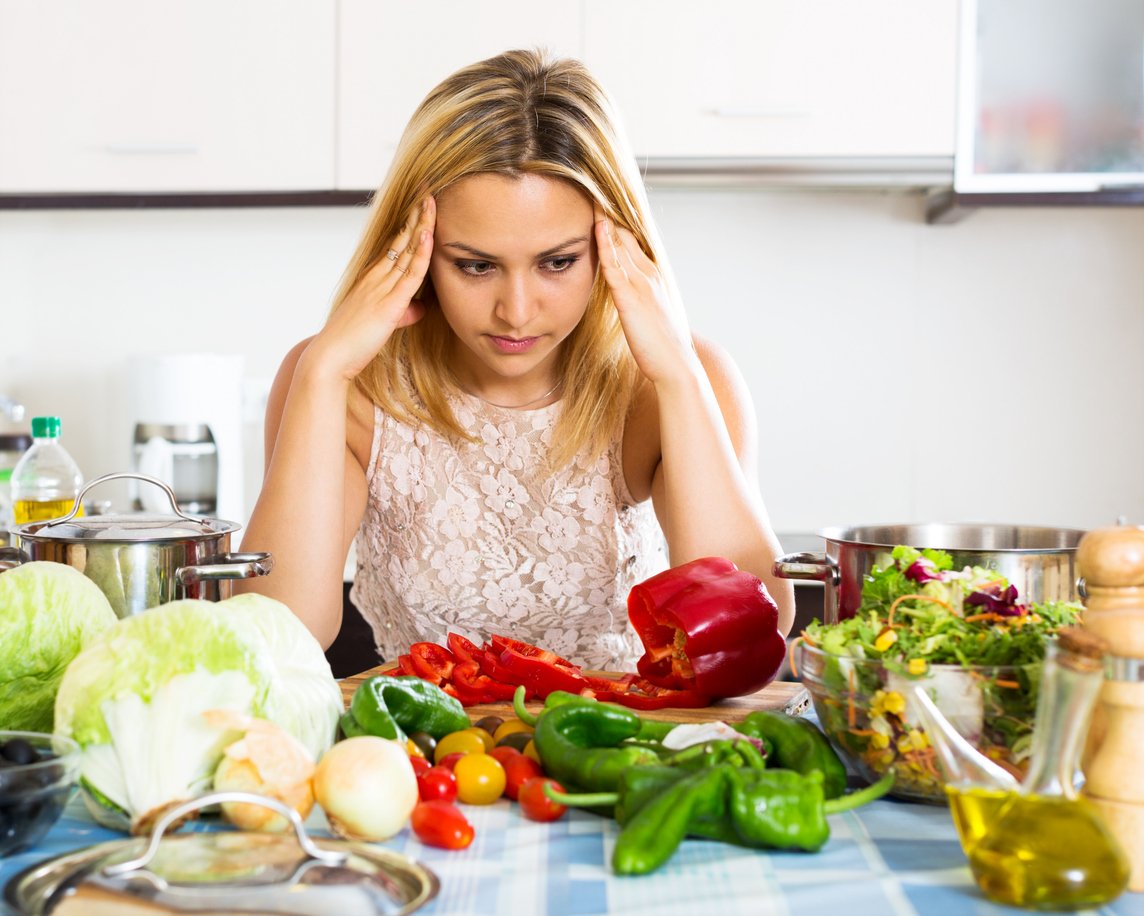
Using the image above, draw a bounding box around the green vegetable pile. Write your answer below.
[800,546,1083,800]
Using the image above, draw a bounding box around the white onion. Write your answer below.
[312,736,418,841]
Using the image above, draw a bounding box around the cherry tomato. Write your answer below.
[464,726,496,753]
[518,777,567,823]
[523,739,542,765]
[488,746,522,769]
[411,800,475,850]
[437,752,465,771]
[434,730,486,764]
[492,719,534,743]
[454,753,506,804]
[418,765,458,803]
[410,756,432,777]
[502,753,544,801]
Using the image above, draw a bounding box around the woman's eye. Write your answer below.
[456,260,494,276]
[543,256,579,273]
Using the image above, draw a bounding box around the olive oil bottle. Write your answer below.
[10,416,83,524]
[965,628,1130,910]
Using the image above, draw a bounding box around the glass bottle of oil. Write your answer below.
[10,416,84,524]
[967,627,1130,910]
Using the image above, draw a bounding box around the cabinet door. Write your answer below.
[337,0,583,190]
[583,0,957,159]
[0,0,335,192]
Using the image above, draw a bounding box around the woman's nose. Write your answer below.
[494,273,538,329]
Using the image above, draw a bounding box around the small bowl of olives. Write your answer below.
[0,731,80,857]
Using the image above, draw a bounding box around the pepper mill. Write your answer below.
[1077,525,1144,892]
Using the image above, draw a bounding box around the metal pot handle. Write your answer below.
[772,551,840,587]
[45,471,205,527]
[177,552,275,584]
[0,546,30,572]
[102,791,347,878]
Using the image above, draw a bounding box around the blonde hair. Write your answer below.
[331,48,676,469]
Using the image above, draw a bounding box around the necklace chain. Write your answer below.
[462,379,563,410]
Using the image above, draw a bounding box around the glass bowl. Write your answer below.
[0,731,80,857]
[793,641,1040,803]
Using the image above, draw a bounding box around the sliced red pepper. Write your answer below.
[395,654,419,677]
[408,642,456,686]
[491,639,591,697]
[451,659,518,704]
[628,556,785,700]
[446,632,482,666]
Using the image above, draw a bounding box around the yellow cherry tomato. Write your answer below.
[434,729,487,764]
[523,739,542,765]
[464,726,496,753]
[454,753,506,805]
[405,738,426,759]
[492,719,534,743]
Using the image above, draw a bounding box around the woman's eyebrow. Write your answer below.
[441,236,590,260]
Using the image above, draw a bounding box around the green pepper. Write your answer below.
[514,686,677,743]
[338,712,368,739]
[611,767,893,876]
[735,711,848,799]
[532,701,661,792]
[347,675,470,744]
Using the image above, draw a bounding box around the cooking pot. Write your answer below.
[0,472,273,619]
[772,523,1085,625]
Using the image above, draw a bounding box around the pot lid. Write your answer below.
[4,792,439,915]
[25,512,236,543]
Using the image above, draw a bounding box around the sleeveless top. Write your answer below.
[350,393,669,671]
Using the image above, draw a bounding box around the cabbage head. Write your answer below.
[54,595,343,832]
[0,561,117,732]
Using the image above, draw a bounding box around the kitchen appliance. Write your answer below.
[1,473,272,619]
[773,523,1085,624]
[127,353,244,524]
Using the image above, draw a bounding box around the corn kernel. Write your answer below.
[874,629,898,652]
[907,658,928,676]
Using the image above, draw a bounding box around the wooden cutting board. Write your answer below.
[340,665,810,723]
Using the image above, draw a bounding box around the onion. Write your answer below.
[205,709,316,832]
[312,736,418,841]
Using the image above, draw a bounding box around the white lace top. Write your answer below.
[350,393,669,671]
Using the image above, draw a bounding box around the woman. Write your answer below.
[239,49,794,670]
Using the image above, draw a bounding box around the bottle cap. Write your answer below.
[31,417,61,438]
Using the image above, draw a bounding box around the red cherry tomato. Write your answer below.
[488,746,522,769]
[502,753,544,801]
[411,800,475,850]
[437,752,466,771]
[418,765,458,803]
[518,777,567,823]
[410,757,432,777]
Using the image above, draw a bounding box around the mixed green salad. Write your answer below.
[800,546,1082,800]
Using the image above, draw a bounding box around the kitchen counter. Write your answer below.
[4,791,1142,914]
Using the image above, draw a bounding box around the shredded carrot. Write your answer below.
[888,593,955,626]
[848,728,880,737]
[847,667,857,729]
[788,636,804,679]
[993,679,1021,689]
[964,612,1008,624]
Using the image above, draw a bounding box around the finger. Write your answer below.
[393,196,435,278]
[393,222,434,295]
[610,222,653,276]
[375,199,423,277]
[594,216,629,284]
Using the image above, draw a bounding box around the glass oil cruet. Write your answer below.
[963,626,1130,910]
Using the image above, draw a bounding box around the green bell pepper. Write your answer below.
[514,686,677,743]
[346,675,470,743]
[735,710,848,799]
[532,700,662,792]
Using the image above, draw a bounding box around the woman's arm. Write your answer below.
[236,197,436,648]
[596,207,795,636]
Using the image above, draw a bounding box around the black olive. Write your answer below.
[408,731,437,759]
[496,731,533,752]
[473,715,504,736]
[0,739,37,766]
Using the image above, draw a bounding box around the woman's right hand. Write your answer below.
[309,195,436,382]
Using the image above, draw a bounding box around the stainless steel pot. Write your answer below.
[773,523,1085,624]
[0,472,273,619]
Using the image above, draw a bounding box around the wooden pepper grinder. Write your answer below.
[1077,525,1144,892]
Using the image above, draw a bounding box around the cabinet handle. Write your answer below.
[102,143,199,155]
[703,107,810,119]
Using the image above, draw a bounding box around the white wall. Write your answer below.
[2,189,1143,540]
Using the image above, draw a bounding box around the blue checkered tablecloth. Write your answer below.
[2,793,1142,915]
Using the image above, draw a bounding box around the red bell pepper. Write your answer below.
[627,556,785,700]
[442,633,517,704]
[409,642,456,685]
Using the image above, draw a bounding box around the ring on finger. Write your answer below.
[386,248,399,261]
[394,264,409,274]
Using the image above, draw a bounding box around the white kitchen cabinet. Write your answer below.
[0,0,335,193]
[336,0,583,190]
[582,0,958,159]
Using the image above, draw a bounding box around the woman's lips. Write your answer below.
[488,335,539,354]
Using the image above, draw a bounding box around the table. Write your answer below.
[3,793,1143,915]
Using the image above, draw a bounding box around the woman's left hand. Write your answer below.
[594,202,698,385]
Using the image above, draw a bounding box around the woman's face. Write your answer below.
[428,172,598,397]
